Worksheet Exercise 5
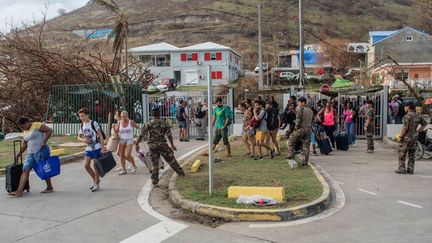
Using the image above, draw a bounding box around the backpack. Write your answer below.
[81,120,106,141]
[266,108,279,130]
[249,116,260,129]
[196,105,206,119]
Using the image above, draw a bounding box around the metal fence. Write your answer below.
[144,89,234,139]
[46,83,144,135]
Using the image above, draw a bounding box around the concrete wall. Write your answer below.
[386,124,432,138]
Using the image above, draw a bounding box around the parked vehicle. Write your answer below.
[254,63,269,73]
[159,78,177,90]
[147,81,168,93]
[279,72,296,81]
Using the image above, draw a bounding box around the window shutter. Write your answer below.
[216,52,222,60]
[204,53,211,61]
[181,53,187,61]
[217,71,222,79]
[211,72,217,79]
[192,53,198,61]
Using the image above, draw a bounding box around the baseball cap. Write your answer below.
[298,97,307,103]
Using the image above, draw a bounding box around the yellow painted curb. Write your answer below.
[51,148,65,156]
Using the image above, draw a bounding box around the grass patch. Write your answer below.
[0,136,82,169]
[176,139,323,209]
[176,85,208,91]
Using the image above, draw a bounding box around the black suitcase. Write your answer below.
[317,137,332,155]
[5,140,30,193]
[335,132,349,151]
[95,151,116,177]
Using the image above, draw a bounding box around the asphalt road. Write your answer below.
[1,139,431,243]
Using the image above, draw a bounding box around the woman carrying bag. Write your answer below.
[317,102,338,149]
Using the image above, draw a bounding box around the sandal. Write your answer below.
[40,189,54,194]
[118,170,127,175]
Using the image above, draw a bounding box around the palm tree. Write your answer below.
[92,0,129,79]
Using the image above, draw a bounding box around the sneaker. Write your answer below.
[130,166,137,173]
[179,139,184,142]
[127,165,132,171]
[90,183,95,190]
[352,144,356,147]
[254,156,263,160]
[91,184,100,192]
[118,170,127,175]
[313,151,318,156]
[115,167,123,171]
[270,150,276,159]
[184,139,190,142]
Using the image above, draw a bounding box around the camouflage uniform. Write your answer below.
[397,111,427,174]
[138,119,184,184]
[365,107,375,152]
[287,106,313,165]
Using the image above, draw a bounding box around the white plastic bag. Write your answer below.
[236,195,278,206]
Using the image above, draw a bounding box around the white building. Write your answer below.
[130,42,242,86]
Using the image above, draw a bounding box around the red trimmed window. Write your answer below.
[204,53,211,61]
[192,53,198,61]
[216,52,222,60]
[212,71,222,79]
[181,53,187,61]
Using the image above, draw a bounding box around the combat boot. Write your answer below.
[406,169,414,174]
[395,168,407,174]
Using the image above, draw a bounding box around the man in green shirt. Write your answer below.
[212,97,232,157]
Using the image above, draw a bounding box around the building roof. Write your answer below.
[130,41,242,57]
[129,42,180,53]
[370,27,430,46]
[369,30,399,37]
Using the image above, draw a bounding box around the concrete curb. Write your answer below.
[0,152,85,176]
[168,161,331,222]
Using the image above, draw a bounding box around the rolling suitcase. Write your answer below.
[5,140,30,193]
[335,132,349,151]
[316,131,332,155]
[94,152,116,177]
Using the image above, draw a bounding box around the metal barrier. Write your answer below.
[144,89,234,139]
[46,83,144,135]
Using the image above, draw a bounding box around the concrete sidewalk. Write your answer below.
[0,139,204,243]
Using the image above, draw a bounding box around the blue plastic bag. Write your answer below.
[35,156,61,180]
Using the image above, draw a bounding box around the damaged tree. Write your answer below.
[0,17,153,132]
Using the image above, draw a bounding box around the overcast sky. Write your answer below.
[0,0,89,32]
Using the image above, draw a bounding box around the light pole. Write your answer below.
[207,65,214,195]
[258,4,264,90]
[298,0,305,88]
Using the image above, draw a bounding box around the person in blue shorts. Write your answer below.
[77,108,106,192]
[9,118,53,197]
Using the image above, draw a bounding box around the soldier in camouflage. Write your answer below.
[396,102,427,174]
[287,97,313,166]
[364,100,375,153]
[136,108,185,186]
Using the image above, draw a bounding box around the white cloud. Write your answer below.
[0,0,89,32]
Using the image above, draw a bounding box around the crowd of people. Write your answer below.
[237,94,379,165]
[7,92,427,198]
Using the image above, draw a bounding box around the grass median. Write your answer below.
[176,139,323,209]
[0,136,83,168]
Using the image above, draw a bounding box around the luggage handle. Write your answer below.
[13,140,23,164]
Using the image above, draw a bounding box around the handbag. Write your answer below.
[35,156,61,180]
[106,135,120,152]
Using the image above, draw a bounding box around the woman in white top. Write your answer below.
[115,111,140,175]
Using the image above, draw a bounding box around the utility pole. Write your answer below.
[258,4,264,90]
[298,0,305,88]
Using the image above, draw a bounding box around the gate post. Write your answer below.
[142,92,149,123]
[382,85,389,139]
[228,88,234,135]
